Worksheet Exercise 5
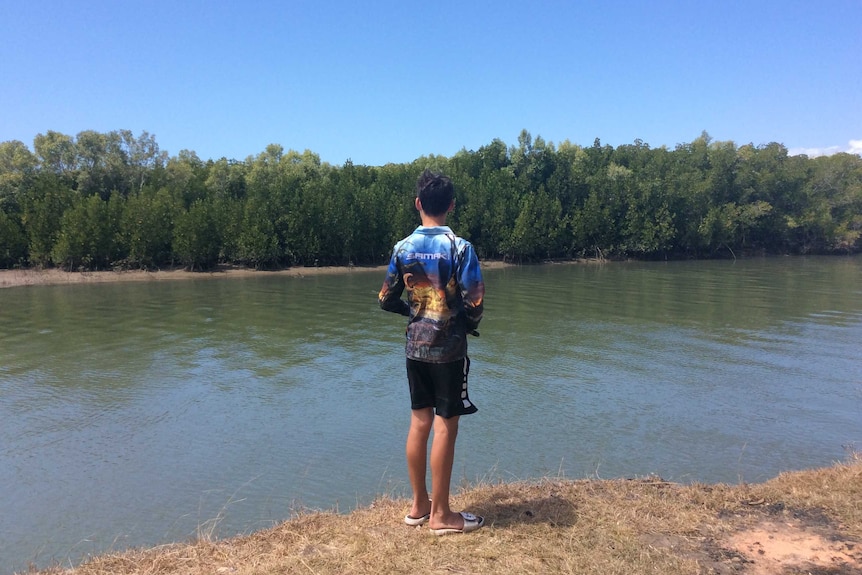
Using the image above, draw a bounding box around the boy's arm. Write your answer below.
[378,252,410,316]
[458,243,484,330]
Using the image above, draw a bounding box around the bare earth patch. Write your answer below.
[725,520,861,575]
[640,510,862,575]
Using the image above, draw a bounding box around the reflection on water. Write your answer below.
[1,257,861,572]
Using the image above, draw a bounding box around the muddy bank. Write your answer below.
[0,261,521,289]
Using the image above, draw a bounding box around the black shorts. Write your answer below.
[406,356,478,419]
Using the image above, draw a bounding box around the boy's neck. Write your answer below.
[420,212,448,227]
[415,197,453,228]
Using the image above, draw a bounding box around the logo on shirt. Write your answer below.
[406,253,448,260]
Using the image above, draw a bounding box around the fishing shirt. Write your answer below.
[378,226,484,363]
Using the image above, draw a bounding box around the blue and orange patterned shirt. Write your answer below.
[379,226,484,363]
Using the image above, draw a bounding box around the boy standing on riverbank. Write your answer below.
[378,169,485,535]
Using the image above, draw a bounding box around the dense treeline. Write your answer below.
[1,129,860,271]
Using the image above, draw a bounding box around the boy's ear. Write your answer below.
[415,197,422,212]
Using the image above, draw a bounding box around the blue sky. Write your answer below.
[2,1,860,166]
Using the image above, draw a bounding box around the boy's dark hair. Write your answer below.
[416,169,454,217]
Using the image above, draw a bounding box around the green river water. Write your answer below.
[1,256,860,572]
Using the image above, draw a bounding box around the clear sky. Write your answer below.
[2,1,860,166]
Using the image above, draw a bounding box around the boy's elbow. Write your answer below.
[380,298,408,316]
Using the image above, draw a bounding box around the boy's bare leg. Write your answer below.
[406,407,433,519]
[428,414,465,530]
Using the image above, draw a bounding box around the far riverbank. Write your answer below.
[0,260,518,289]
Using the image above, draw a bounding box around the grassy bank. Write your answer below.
[31,457,861,575]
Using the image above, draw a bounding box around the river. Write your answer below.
[1,257,860,573]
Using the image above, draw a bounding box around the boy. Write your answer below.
[378,169,485,535]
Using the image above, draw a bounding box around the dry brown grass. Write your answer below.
[30,457,862,575]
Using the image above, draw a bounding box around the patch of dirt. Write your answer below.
[724,520,861,575]
[643,511,861,575]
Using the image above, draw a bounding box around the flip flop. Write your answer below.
[404,512,430,526]
[404,499,432,526]
[430,512,485,535]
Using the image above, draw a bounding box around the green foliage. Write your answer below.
[165,150,206,207]
[34,131,77,175]
[2,129,860,271]
[0,209,27,268]
[236,194,281,268]
[504,186,564,260]
[0,140,37,213]
[52,194,123,270]
[120,187,179,269]
[20,173,75,266]
[205,158,247,200]
[173,199,221,271]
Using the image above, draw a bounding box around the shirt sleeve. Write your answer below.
[457,241,484,330]
[378,248,410,316]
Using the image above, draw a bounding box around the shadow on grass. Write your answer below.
[470,491,579,529]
